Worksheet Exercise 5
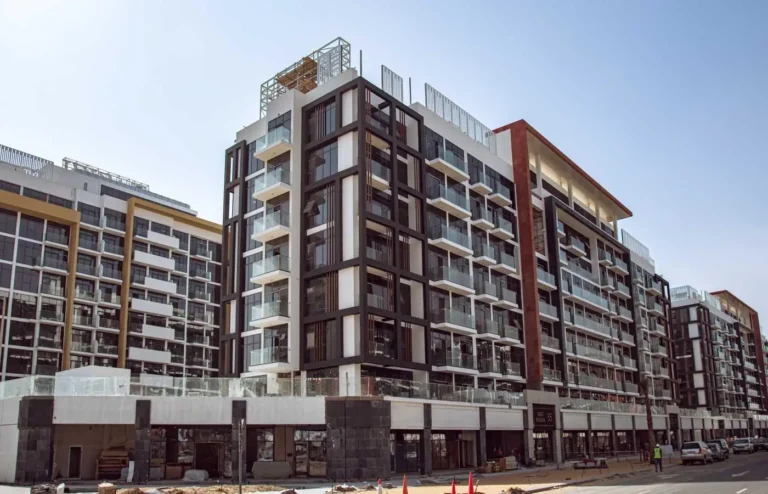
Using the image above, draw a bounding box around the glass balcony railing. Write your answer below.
[471,205,494,224]
[474,278,498,298]
[478,358,501,374]
[497,251,517,269]
[253,168,291,193]
[429,146,466,173]
[541,334,559,349]
[537,268,556,285]
[370,158,391,183]
[498,287,518,305]
[539,301,558,318]
[430,308,475,330]
[432,349,476,369]
[250,300,288,321]
[565,284,609,310]
[492,183,512,201]
[598,249,614,265]
[618,306,633,319]
[254,210,290,233]
[43,257,68,271]
[556,221,566,236]
[250,346,289,366]
[75,288,96,301]
[368,199,392,220]
[428,265,472,289]
[427,224,471,249]
[501,361,522,377]
[614,257,629,272]
[252,255,290,277]
[570,341,615,364]
[565,236,586,252]
[503,325,520,341]
[575,373,616,391]
[477,318,502,337]
[543,368,562,381]
[617,282,630,297]
[568,313,614,338]
[493,216,514,235]
[427,184,469,211]
[473,242,497,260]
[255,126,291,152]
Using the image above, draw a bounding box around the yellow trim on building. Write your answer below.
[128,197,221,234]
[118,200,136,368]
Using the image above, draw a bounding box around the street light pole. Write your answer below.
[239,417,244,494]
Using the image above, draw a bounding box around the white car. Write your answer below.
[681,441,714,465]
[733,437,755,454]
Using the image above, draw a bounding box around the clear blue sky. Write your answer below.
[1,1,767,324]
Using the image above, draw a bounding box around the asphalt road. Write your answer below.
[560,451,768,494]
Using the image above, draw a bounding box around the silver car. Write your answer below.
[733,437,755,454]
[682,441,714,465]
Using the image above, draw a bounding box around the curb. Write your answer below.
[516,463,683,493]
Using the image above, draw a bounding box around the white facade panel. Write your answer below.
[390,401,424,429]
[246,397,325,425]
[130,298,174,317]
[147,229,181,250]
[342,175,358,261]
[338,267,358,309]
[151,397,233,425]
[681,417,693,430]
[693,373,705,388]
[653,416,666,430]
[697,389,706,406]
[342,314,359,357]
[54,396,137,424]
[142,323,175,340]
[0,424,19,483]
[0,398,20,426]
[143,277,178,294]
[693,341,702,371]
[562,413,589,430]
[614,415,633,430]
[128,347,172,364]
[134,250,176,271]
[591,414,612,431]
[485,408,524,430]
[432,405,479,430]
[337,132,357,172]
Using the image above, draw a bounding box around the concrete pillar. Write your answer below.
[15,397,54,484]
[554,429,563,465]
[133,400,152,484]
[478,407,487,465]
[586,413,593,456]
[231,401,247,481]
[422,404,433,475]
[611,415,618,456]
[523,410,534,464]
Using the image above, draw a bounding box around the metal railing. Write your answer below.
[432,350,476,369]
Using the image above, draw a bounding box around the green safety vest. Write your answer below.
[653,447,662,459]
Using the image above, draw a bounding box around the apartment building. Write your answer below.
[621,231,676,406]
[0,145,221,380]
[670,286,761,413]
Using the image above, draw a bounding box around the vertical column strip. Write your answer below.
[118,199,136,367]
[61,222,80,370]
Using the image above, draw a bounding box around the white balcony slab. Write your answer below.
[133,250,175,271]
[425,157,470,182]
[131,298,174,317]
[427,238,473,258]
[252,224,291,243]
[143,277,178,294]
[142,323,176,340]
[128,347,172,364]
[427,197,471,219]
[147,230,181,250]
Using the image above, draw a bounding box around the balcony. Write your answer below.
[623,381,639,394]
[249,300,289,328]
[431,308,476,335]
[569,342,616,366]
[95,343,118,355]
[619,331,635,345]
[541,334,560,352]
[367,157,391,191]
[502,325,521,343]
[253,168,292,202]
[488,183,513,207]
[615,282,631,299]
[133,250,175,271]
[251,255,290,285]
[474,278,499,303]
[598,249,614,266]
[426,146,469,182]
[128,346,172,364]
[427,184,471,219]
[470,205,495,230]
[73,314,95,327]
[566,313,615,340]
[101,216,126,233]
[494,287,519,310]
[500,361,522,378]
[142,323,175,340]
[469,169,493,195]
[615,306,634,322]
[476,318,502,340]
[621,355,637,369]
[647,300,664,317]
[611,257,629,275]
[252,210,291,243]
[650,342,668,357]
[575,373,616,391]
[145,230,180,250]
[143,277,178,295]
[600,275,614,291]
[489,216,515,241]
[100,241,125,258]
[562,236,586,257]
[563,283,610,312]
[428,265,474,296]
[433,349,477,374]
[537,268,556,290]
[556,220,566,238]
[74,287,96,303]
[253,126,292,161]
[647,279,663,297]
[478,358,502,376]
[70,341,92,353]
[130,298,174,317]
[427,224,473,257]
[249,346,291,372]
[472,242,497,266]
[543,367,562,382]
[654,388,672,400]
[538,301,559,322]
[42,257,68,273]
[493,251,518,275]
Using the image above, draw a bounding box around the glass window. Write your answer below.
[151,222,171,235]
[18,214,44,241]
[172,230,189,250]
[0,181,20,194]
[12,293,38,319]
[104,209,126,231]
[0,208,17,235]
[22,187,47,201]
[304,185,330,229]
[246,178,264,213]
[306,230,330,271]
[8,320,35,347]
[16,239,42,266]
[247,141,265,175]
[0,263,11,288]
[134,217,149,238]
[254,428,275,461]
[14,266,39,293]
[245,215,263,252]
[6,348,33,375]
[77,203,101,226]
[306,142,338,184]
[46,222,70,245]
[79,229,98,251]
[0,235,14,261]
[48,195,73,209]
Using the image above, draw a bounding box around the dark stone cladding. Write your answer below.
[326,397,391,481]
[231,400,247,481]
[133,399,152,483]
[422,403,432,475]
[15,397,54,484]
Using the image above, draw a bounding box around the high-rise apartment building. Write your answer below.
[670,286,766,413]
[0,145,221,380]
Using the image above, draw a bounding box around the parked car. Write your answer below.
[707,439,730,458]
[753,437,768,451]
[733,437,755,454]
[682,441,714,465]
[707,442,727,461]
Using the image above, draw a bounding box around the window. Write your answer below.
[306,142,338,184]
[306,230,330,271]
[79,229,98,251]
[36,352,61,375]
[0,208,17,235]
[149,268,167,281]
[131,265,146,284]
[43,246,68,270]
[134,217,149,238]
[150,245,170,258]
[8,321,35,347]
[16,240,42,266]
[18,214,44,241]
[77,203,100,226]
[304,320,339,363]
[6,349,33,375]
[304,185,331,229]
[38,324,63,349]
[247,141,265,175]
[0,263,11,288]
[0,235,14,261]
[14,266,39,293]
[12,293,37,319]
[308,100,337,141]
[245,215,263,252]
[104,209,126,231]
[191,237,208,257]
[172,230,189,250]
[0,181,20,194]
[151,222,171,235]
[46,222,69,245]
[245,178,264,213]
[48,195,72,209]
[253,428,275,462]
[172,253,187,272]
[22,187,47,201]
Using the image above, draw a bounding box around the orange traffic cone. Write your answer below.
[402,475,408,494]
[450,478,456,494]
[467,472,474,494]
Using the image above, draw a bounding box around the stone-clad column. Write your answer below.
[133,400,152,484]
[231,401,247,481]
[326,398,391,481]
[15,397,54,484]
[478,407,487,466]
[586,413,593,456]
[422,404,432,475]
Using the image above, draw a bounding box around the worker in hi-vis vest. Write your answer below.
[653,444,663,472]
